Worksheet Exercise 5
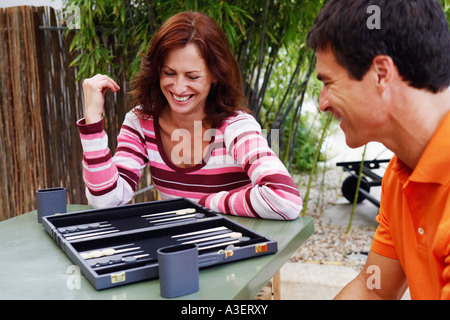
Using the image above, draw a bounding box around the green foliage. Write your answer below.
[66,0,256,80]
[443,0,450,21]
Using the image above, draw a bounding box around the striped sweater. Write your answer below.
[77,109,302,220]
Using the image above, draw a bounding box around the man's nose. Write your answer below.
[318,87,330,112]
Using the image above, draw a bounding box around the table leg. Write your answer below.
[272,270,281,300]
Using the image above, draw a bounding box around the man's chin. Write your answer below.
[344,133,366,149]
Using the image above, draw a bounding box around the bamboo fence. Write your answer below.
[0,6,154,221]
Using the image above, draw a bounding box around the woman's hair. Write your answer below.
[129,11,249,127]
[307,0,450,93]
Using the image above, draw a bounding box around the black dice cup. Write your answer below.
[36,187,67,223]
[157,243,199,298]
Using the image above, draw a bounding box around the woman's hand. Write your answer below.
[82,74,120,124]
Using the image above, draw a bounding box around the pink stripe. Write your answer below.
[84,149,110,159]
[156,186,204,200]
[84,158,113,171]
[245,157,279,177]
[79,130,107,140]
[84,171,119,190]
[115,151,146,164]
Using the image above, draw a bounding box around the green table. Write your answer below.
[0,204,313,300]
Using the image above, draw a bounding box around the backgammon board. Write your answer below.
[42,198,277,290]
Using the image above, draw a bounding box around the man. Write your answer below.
[307,0,450,299]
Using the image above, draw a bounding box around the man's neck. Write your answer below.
[382,87,450,171]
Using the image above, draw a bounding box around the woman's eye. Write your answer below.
[188,76,200,80]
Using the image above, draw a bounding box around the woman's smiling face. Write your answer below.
[160,43,215,118]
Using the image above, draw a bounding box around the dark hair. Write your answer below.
[129,11,248,127]
[307,0,450,93]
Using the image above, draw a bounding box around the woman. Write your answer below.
[78,11,302,220]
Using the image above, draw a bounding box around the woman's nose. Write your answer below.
[173,76,187,94]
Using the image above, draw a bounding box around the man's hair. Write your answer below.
[307,0,450,93]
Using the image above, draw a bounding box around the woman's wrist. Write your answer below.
[84,111,103,125]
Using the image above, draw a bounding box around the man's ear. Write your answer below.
[371,55,396,92]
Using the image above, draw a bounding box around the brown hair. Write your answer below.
[129,11,249,127]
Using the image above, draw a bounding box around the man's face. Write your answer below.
[316,47,386,148]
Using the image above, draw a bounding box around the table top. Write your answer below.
[0,204,313,300]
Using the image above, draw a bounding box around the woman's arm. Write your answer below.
[82,74,120,124]
[201,114,303,220]
[78,112,148,208]
[78,75,148,208]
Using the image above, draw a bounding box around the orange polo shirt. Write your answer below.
[371,111,450,300]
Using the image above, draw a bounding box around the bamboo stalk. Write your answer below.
[345,144,368,235]
[302,113,333,217]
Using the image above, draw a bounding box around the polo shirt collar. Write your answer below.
[408,111,450,185]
